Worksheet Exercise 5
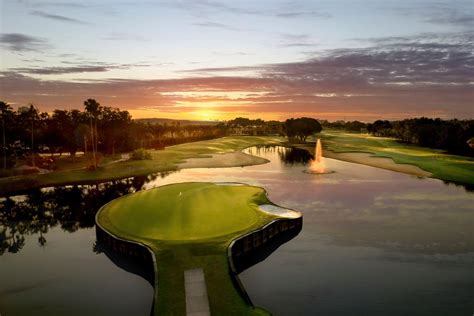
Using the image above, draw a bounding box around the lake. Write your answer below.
[1,146,473,315]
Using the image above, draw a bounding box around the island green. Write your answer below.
[97,182,300,315]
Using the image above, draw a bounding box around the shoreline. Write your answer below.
[178,151,269,169]
[323,150,432,177]
[2,135,472,196]
[0,136,284,196]
[182,144,433,178]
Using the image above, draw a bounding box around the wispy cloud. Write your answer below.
[30,10,89,24]
[392,4,474,29]
[191,21,240,31]
[12,65,112,75]
[0,33,49,52]
[279,33,318,48]
[18,1,88,9]
[424,10,474,28]
[169,0,331,19]
[11,62,153,75]
[101,32,149,41]
[276,11,331,19]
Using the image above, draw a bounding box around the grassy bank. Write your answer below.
[0,136,284,195]
[317,130,474,185]
[97,182,300,315]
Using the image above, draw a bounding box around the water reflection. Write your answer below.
[247,145,314,165]
[0,172,176,254]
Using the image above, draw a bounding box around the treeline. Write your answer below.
[367,118,474,156]
[227,117,284,135]
[320,120,368,132]
[227,117,324,142]
[0,99,225,169]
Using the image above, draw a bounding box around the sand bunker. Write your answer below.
[179,151,268,169]
[323,151,432,177]
[259,204,301,219]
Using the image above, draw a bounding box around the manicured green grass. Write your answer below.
[101,183,271,240]
[318,130,474,185]
[97,182,289,315]
[0,136,284,195]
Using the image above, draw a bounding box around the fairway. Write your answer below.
[317,131,474,186]
[0,136,284,195]
[99,183,268,240]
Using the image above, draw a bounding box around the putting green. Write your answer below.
[98,182,276,241]
[96,182,301,315]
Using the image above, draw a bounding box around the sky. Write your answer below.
[0,0,473,121]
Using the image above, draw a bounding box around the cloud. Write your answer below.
[425,10,474,28]
[11,62,153,75]
[30,10,89,24]
[12,66,111,75]
[189,32,473,86]
[275,11,331,19]
[392,4,474,29]
[0,33,48,52]
[191,21,240,31]
[17,1,88,8]
[101,32,149,41]
[278,33,318,48]
[17,1,118,15]
[282,43,318,47]
[168,0,330,19]
[1,32,472,120]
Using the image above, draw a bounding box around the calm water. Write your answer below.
[1,146,473,315]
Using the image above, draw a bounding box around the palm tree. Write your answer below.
[23,104,39,168]
[84,99,101,169]
[0,101,12,169]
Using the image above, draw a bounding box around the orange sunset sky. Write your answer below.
[1,0,473,121]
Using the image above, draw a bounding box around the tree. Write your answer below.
[19,104,39,167]
[369,120,392,137]
[0,101,12,169]
[84,99,101,169]
[100,106,131,154]
[284,117,322,142]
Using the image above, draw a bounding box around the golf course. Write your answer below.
[96,182,302,315]
[315,131,474,186]
[1,131,473,196]
[0,136,285,195]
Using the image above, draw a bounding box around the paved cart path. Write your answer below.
[185,268,210,316]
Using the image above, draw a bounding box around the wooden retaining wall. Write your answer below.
[95,223,156,287]
[227,216,303,305]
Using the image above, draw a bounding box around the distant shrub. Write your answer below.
[131,148,152,160]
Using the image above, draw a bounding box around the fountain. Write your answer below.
[305,139,333,175]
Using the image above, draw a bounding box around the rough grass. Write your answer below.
[0,136,284,195]
[97,183,277,315]
[318,130,474,185]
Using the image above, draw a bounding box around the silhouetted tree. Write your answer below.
[18,104,39,167]
[0,101,12,169]
[84,99,101,168]
[285,117,322,142]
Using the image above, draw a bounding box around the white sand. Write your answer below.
[259,204,301,219]
[179,151,269,169]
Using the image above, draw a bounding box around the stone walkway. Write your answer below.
[184,268,210,316]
